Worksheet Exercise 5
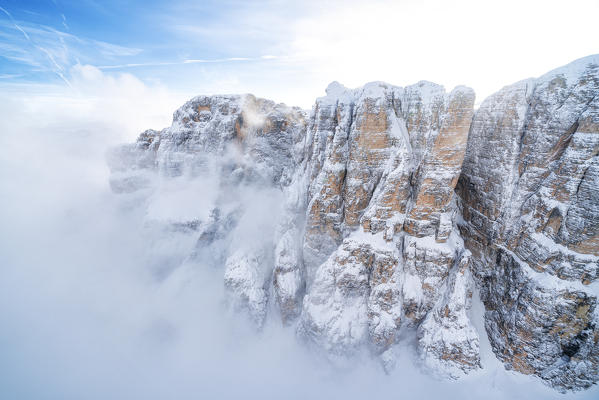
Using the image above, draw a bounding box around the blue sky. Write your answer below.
[1,0,599,107]
[0,1,298,86]
[0,6,599,399]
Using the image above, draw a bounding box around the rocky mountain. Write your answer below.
[457,56,599,390]
[108,55,599,392]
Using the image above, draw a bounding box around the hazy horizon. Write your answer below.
[1,0,599,109]
[2,1,599,399]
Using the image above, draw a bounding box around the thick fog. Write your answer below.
[0,66,597,400]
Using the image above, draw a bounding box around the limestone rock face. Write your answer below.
[108,54,599,392]
[417,251,480,379]
[457,55,599,391]
[109,94,306,188]
[298,81,479,375]
[108,94,307,328]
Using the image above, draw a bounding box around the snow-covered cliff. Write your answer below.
[457,55,599,391]
[108,55,599,392]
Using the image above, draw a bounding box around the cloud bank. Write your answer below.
[0,66,597,400]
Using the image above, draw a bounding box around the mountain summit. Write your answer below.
[109,55,599,392]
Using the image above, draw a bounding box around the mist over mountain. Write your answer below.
[2,54,597,399]
[1,1,599,395]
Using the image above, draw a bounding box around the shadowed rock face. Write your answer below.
[108,54,599,392]
[457,55,599,391]
[109,94,307,188]
[108,93,308,329]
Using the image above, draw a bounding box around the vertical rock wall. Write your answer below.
[108,55,599,391]
[457,55,599,391]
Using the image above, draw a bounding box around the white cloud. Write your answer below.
[0,17,142,85]
[0,63,598,400]
[280,0,599,104]
[4,0,598,108]
[139,0,599,108]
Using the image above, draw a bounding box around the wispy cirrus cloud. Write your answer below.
[60,13,68,30]
[95,56,282,70]
[0,8,142,86]
[0,72,22,79]
[0,5,30,40]
[0,1,291,102]
[2,0,599,108]
[0,5,73,85]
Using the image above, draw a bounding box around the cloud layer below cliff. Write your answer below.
[0,66,597,400]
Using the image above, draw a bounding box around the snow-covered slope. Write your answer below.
[108,55,599,392]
